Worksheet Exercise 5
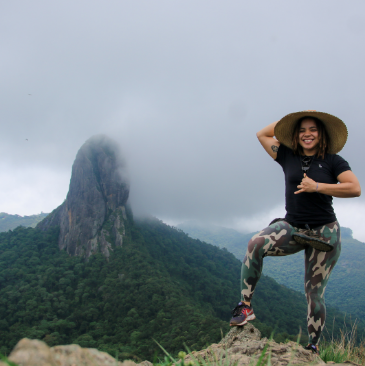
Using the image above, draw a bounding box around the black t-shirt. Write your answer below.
[275,144,351,227]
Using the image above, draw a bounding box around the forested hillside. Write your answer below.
[0,212,49,232]
[177,221,254,255]
[0,223,228,359]
[179,223,365,324]
[1,218,363,361]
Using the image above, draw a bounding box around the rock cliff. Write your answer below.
[38,135,130,257]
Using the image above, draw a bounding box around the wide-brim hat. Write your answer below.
[274,110,348,154]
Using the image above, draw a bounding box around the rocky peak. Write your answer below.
[38,135,130,258]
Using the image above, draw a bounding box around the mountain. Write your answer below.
[0,212,49,232]
[178,222,365,324]
[1,135,363,361]
[1,219,362,360]
[37,135,129,257]
[0,220,231,359]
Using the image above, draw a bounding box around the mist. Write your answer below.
[1,0,365,240]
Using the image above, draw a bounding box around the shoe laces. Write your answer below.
[298,224,322,239]
[231,302,249,317]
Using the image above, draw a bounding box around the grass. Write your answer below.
[320,321,365,365]
[152,341,274,366]
[153,323,365,366]
[153,333,276,366]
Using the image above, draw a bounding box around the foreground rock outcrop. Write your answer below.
[0,324,360,366]
[3,324,361,366]
[37,135,130,257]
[184,324,324,366]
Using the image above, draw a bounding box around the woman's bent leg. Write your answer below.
[241,220,304,302]
[305,221,341,345]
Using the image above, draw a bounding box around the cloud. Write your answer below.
[229,205,287,234]
[0,163,69,216]
[1,1,364,235]
[333,200,365,242]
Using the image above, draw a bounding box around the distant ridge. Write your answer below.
[0,212,49,232]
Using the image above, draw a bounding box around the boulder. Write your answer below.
[0,338,152,366]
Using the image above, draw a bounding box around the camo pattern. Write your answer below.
[241,220,341,345]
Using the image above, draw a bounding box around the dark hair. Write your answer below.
[292,117,330,159]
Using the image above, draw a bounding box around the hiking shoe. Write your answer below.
[293,225,333,252]
[305,344,319,355]
[230,301,256,326]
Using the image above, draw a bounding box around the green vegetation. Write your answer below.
[0,353,18,366]
[318,321,365,365]
[1,218,364,361]
[320,340,365,365]
[0,212,49,232]
[0,221,235,360]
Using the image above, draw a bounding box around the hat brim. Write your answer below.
[274,111,348,154]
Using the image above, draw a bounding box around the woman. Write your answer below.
[230,111,361,353]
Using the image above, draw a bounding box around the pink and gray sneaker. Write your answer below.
[230,301,256,326]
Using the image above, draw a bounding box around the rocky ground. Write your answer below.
[0,324,361,366]
[185,324,320,366]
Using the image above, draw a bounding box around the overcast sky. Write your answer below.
[1,1,365,240]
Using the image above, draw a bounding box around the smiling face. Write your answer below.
[298,118,320,155]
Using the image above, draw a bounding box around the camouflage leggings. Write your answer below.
[241,220,341,345]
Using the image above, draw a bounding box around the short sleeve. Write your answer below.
[332,154,351,178]
[275,144,289,167]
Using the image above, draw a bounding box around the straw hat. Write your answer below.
[274,110,348,154]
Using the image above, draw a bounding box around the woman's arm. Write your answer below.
[256,121,280,159]
[295,170,361,197]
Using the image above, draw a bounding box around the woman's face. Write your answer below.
[298,118,319,155]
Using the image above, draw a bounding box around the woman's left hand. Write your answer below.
[294,174,317,194]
